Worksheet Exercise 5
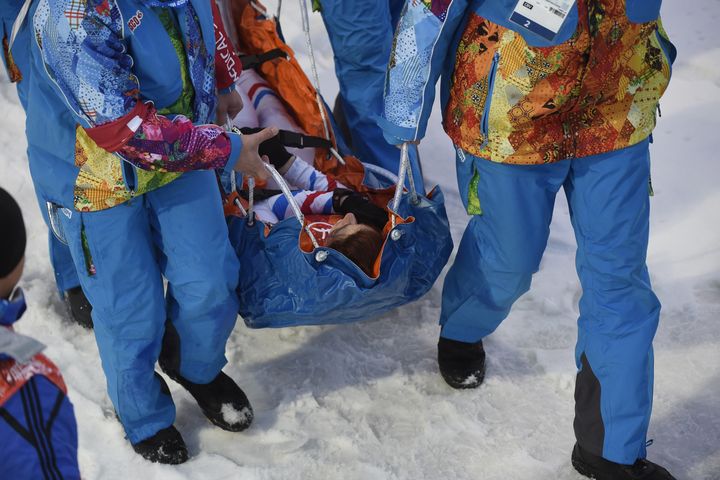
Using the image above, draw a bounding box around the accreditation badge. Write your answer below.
[509,0,576,40]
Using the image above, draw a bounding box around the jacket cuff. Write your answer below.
[223,131,243,175]
[84,102,153,152]
[376,116,418,146]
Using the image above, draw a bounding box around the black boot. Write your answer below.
[571,443,676,480]
[64,286,93,329]
[132,426,188,464]
[437,337,486,389]
[164,369,254,432]
[159,322,253,431]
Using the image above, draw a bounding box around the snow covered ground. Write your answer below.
[1,1,719,479]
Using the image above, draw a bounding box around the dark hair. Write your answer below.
[0,188,26,278]
[327,225,383,277]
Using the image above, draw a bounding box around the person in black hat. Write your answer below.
[0,187,81,480]
[0,188,26,296]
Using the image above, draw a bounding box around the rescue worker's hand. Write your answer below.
[216,89,244,128]
[234,127,279,181]
[239,127,293,171]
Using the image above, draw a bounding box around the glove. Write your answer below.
[332,188,388,231]
[239,126,293,170]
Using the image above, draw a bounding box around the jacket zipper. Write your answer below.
[654,28,673,77]
[118,154,137,197]
[481,51,500,147]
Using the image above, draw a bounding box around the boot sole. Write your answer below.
[439,364,486,390]
[572,456,605,480]
[202,406,254,432]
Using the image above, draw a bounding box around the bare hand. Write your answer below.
[233,127,279,181]
[216,89,244,127]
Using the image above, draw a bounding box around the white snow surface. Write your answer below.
[1,2,719,479]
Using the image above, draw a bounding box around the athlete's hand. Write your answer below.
[233,127,279,181]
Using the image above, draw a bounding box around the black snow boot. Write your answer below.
[571,443,676,480]
[437,337,486,389]
[132,426,188,465]
[64,286,93,329]
[164,369,254,432]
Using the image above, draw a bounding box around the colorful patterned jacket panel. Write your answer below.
[446,0,674,164]
[28,0,243,211]
[382,0,675,164]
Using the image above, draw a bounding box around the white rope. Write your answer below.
[405,147,419,205]
[391,143,411,228]
[249,0,266,16]
[362,162,399,185]
[228,170,248,216]
[329,147,346,165]
[233,197,248,217]
[230,170,237,193]
[264,163,320,249]
[298,0,331,142]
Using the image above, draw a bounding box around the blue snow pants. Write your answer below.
[58,171,240,443]
[440,140,660,465]
[319,0,424,184]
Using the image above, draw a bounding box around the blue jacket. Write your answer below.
[1,294,81,480]
[12,0,243,212]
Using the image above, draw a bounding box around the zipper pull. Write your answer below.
[657,103,662,118]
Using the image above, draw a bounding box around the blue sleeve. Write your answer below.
[33,0,139,127]
[380,0,470,145]
[33,0,240,173]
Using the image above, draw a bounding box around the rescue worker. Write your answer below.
[8,0,277,464]
[380,1,677,478]
[0,187,82,480]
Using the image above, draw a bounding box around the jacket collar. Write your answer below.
[0,287,26,326]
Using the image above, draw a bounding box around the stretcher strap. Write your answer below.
[277,129,333,149]
[239,49,288,70]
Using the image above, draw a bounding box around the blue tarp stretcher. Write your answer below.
[221,0,453,328]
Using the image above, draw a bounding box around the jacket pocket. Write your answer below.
[626,0,662,24]
[480,51,500,148]
[455,148,483,215]
[120,158,137,195]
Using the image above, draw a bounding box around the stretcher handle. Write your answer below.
[263,163,320,249]
[391,143,419,228]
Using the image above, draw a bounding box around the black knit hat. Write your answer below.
[0,187,26,278]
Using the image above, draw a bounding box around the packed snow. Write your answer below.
[1,1,719,479]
